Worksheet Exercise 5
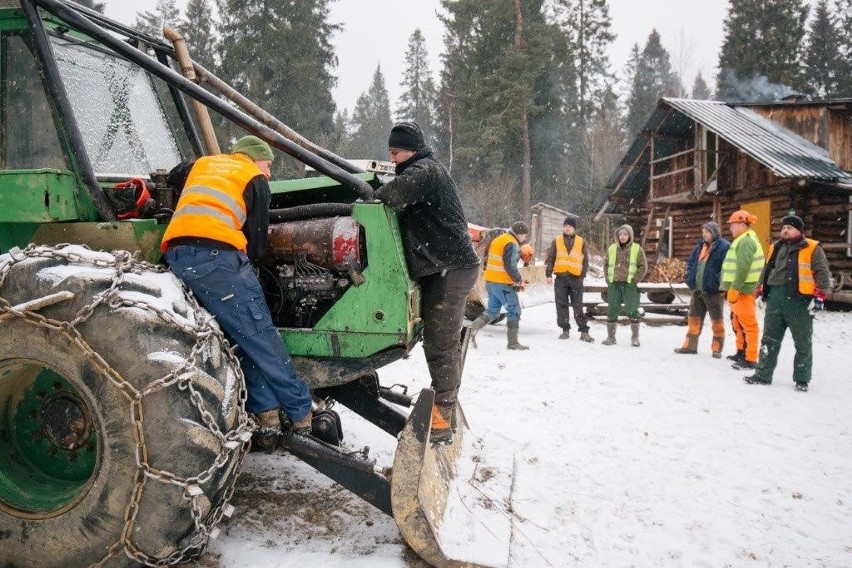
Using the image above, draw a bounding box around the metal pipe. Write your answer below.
[162,26,219,155]
[191,61,364,175]
[153,49,204,157]
[30,0,375,200]
[20,0,116,221]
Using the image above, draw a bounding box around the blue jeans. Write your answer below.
[484,282,522,323]
[164,245,311,421]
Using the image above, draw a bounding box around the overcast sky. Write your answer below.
[102,1,816,112]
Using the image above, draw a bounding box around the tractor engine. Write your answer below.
[261,216,365,328]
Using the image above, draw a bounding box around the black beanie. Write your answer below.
[511,221,530,235]
[781,215,804,232]
[388,121,426,151]
[563,215,578,228]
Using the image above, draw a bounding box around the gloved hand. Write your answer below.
[512,282,526,292]
[809,288,826,314]
[726,289,740,304]
[755,284,764,309]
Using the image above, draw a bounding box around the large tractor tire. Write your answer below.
[0,245,252,567]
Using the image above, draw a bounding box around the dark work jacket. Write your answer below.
[167,161,270,264]
[375,149,480,281]
[761,237,831,299]
[685,236,730,292]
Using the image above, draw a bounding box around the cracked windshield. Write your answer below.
[51,36,180,176]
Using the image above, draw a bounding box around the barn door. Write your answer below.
[741,199,772,248]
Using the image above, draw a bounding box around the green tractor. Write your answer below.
[0,1,505,566]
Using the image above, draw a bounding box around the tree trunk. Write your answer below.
[513,0,532,221]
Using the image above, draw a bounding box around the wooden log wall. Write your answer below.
[619,145,852,287]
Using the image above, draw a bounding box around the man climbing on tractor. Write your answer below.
[375,121,481,444]
[162,135,313,451]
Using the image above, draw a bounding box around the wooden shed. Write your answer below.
[595,97,852,299]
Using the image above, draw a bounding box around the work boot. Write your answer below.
[430,403,453,444]
[507,321,529,350]
[744,375,771,385]
[559,329,570,340]
[468,314,490,349]
[253,408,282,452]
[674,335,698,354]
[630,321,641,347]
[579,331,594,343]
[602,322,617,346]
[794,382,809,392]
[732,360,757,370]
[711,319,725,359]
[726,350,745,363]
[675,316,700,353]
[290,410,313,436]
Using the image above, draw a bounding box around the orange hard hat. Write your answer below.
[727,209,757,225]
[520,244,534,263]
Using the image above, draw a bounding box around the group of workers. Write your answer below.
[159,119,832,451]
[470,207,831,396]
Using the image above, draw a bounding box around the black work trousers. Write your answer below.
[419,265,480,406]
[554,274,590,333]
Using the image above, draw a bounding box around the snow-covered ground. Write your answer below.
[202,293,852,568]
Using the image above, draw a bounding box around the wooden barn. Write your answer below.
[595,97,852,300]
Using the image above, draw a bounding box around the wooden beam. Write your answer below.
[651,165,697,180]
[650,191,699,204]
[650,147,694,165]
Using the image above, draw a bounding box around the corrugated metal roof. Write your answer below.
[664,98,851,181]
[595,98,852,219]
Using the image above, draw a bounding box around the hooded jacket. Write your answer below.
[604,224,648,284]
[685,225,730,292]
[375,149,480,281]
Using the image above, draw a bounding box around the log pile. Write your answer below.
[647,258,687,283]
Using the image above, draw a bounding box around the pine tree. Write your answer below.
[396,29,437,147]
[347,65,393,160]
[834,0,852,96]
[691,72,712,99]
[802,0,842,97]
[715,0,809,101]
[178,0,217,72]
[71,0,105,13]
[437,0,563,224]
[625,29,680,139]
[134,0,180,39]
[551,0,617,214]
[215,0,339,176]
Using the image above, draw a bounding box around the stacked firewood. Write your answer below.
[648,258,687,283]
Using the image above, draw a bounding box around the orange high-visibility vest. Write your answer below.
[162,153,262,252]
[766,238,819,295]
[484,232,519,284]
[553,235,584,276]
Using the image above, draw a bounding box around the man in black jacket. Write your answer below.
[375,122,480,443]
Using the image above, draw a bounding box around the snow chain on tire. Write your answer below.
[0,244,254,567]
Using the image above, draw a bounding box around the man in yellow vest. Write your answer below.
[162,135,313,451]
[602,224,647,347]
[545,215,593,342]
[721,209,765,370]
[469,221,531,350]
[744,215,831,391]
